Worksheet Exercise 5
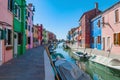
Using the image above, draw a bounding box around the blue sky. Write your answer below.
[27,0,119,39]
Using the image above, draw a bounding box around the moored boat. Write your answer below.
[72,51,91,60]
[54,59,91,80]
[89,55,120,70]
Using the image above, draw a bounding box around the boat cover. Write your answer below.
[55,60,91,80]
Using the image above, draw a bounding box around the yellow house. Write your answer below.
[33,25,39,47]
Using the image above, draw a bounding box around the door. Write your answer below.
[14,32,18,57]
[103,38,105,50]
[0,29,2,61]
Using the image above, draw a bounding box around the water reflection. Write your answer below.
[55,43,75,63]
[55,43,120,80]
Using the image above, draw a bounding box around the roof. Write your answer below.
[91,14,102,22]
[79,8,96,21]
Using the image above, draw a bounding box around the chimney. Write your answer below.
[28,3,33,7]
[95,2,98,10]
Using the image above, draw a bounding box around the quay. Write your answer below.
[0,46,54,80]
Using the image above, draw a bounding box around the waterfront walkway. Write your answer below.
[0,46,54,80]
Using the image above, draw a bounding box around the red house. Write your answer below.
[37,24,43,45]
[79,3,101,48]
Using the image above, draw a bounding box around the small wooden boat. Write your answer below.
[54,59,91,80]
[73,51,91,60]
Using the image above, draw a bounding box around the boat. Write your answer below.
[54,59,91,80]
[73,51,91,60]
[63,43,69,49]
[89,55,120,70]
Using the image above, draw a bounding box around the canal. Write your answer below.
[54,43,120,80]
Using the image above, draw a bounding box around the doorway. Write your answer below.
[14,32,18,57]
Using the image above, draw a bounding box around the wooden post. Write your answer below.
[45,46,60,80]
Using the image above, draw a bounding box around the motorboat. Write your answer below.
[54,59,91,80]
[73,51,91,59]
[89,55,120,70]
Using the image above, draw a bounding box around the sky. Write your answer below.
[27,0,119,39]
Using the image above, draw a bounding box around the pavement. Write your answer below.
[0,46,54,80]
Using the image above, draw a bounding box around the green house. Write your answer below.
[13,0,26,57]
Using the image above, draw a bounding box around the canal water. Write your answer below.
[55,43,120,80]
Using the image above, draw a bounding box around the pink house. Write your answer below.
[26,3,34,49]
[102,2,120,55]
[0,0,13,65]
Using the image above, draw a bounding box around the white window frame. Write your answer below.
[5,27,13,46]
[14,3,21,21]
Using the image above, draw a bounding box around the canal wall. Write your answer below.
[67,43,120,60]
[44,50,55,80]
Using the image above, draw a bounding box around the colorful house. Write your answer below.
[90,14,102,50]
[37,24,43,45]
[33,25,39,47]
[79,3,101,48]
[26,3,34,49]
[42,28,47,44]
[13,0,26,57]
[0,0,13,64]
[102,1,120,55]
[77,26,82,47]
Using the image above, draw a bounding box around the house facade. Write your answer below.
[77,26,82,47]
[26,3,34,49]
[90,15,102,50]
[102,2,120,55]
[0,0,13,64]
[42,28,47,44]
[13,0,26,57]
[79,3,101,48]
[33,25,38,47]
[38,24,43,45]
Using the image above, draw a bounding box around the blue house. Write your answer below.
[90,14,102,50]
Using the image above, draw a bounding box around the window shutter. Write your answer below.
[12,0,14,12]
[114,33,116,45]
[119,33,120,45]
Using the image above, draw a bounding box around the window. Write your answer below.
[14,4,21,20]
[32,27,34,32]
[28,25,30,31]
[114,33,120,45]
[102,17,104,27]
[91,37,94,43]
[5,28,12,45]
[115,10,119,23]
[28,12,30,17]
[107,37,110,47]
[8,0,14,12]
[25,21,27,29]
[97,36,101,43]
[28,37,31,44]
[97,20,100,27]
[18,33,22,45]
